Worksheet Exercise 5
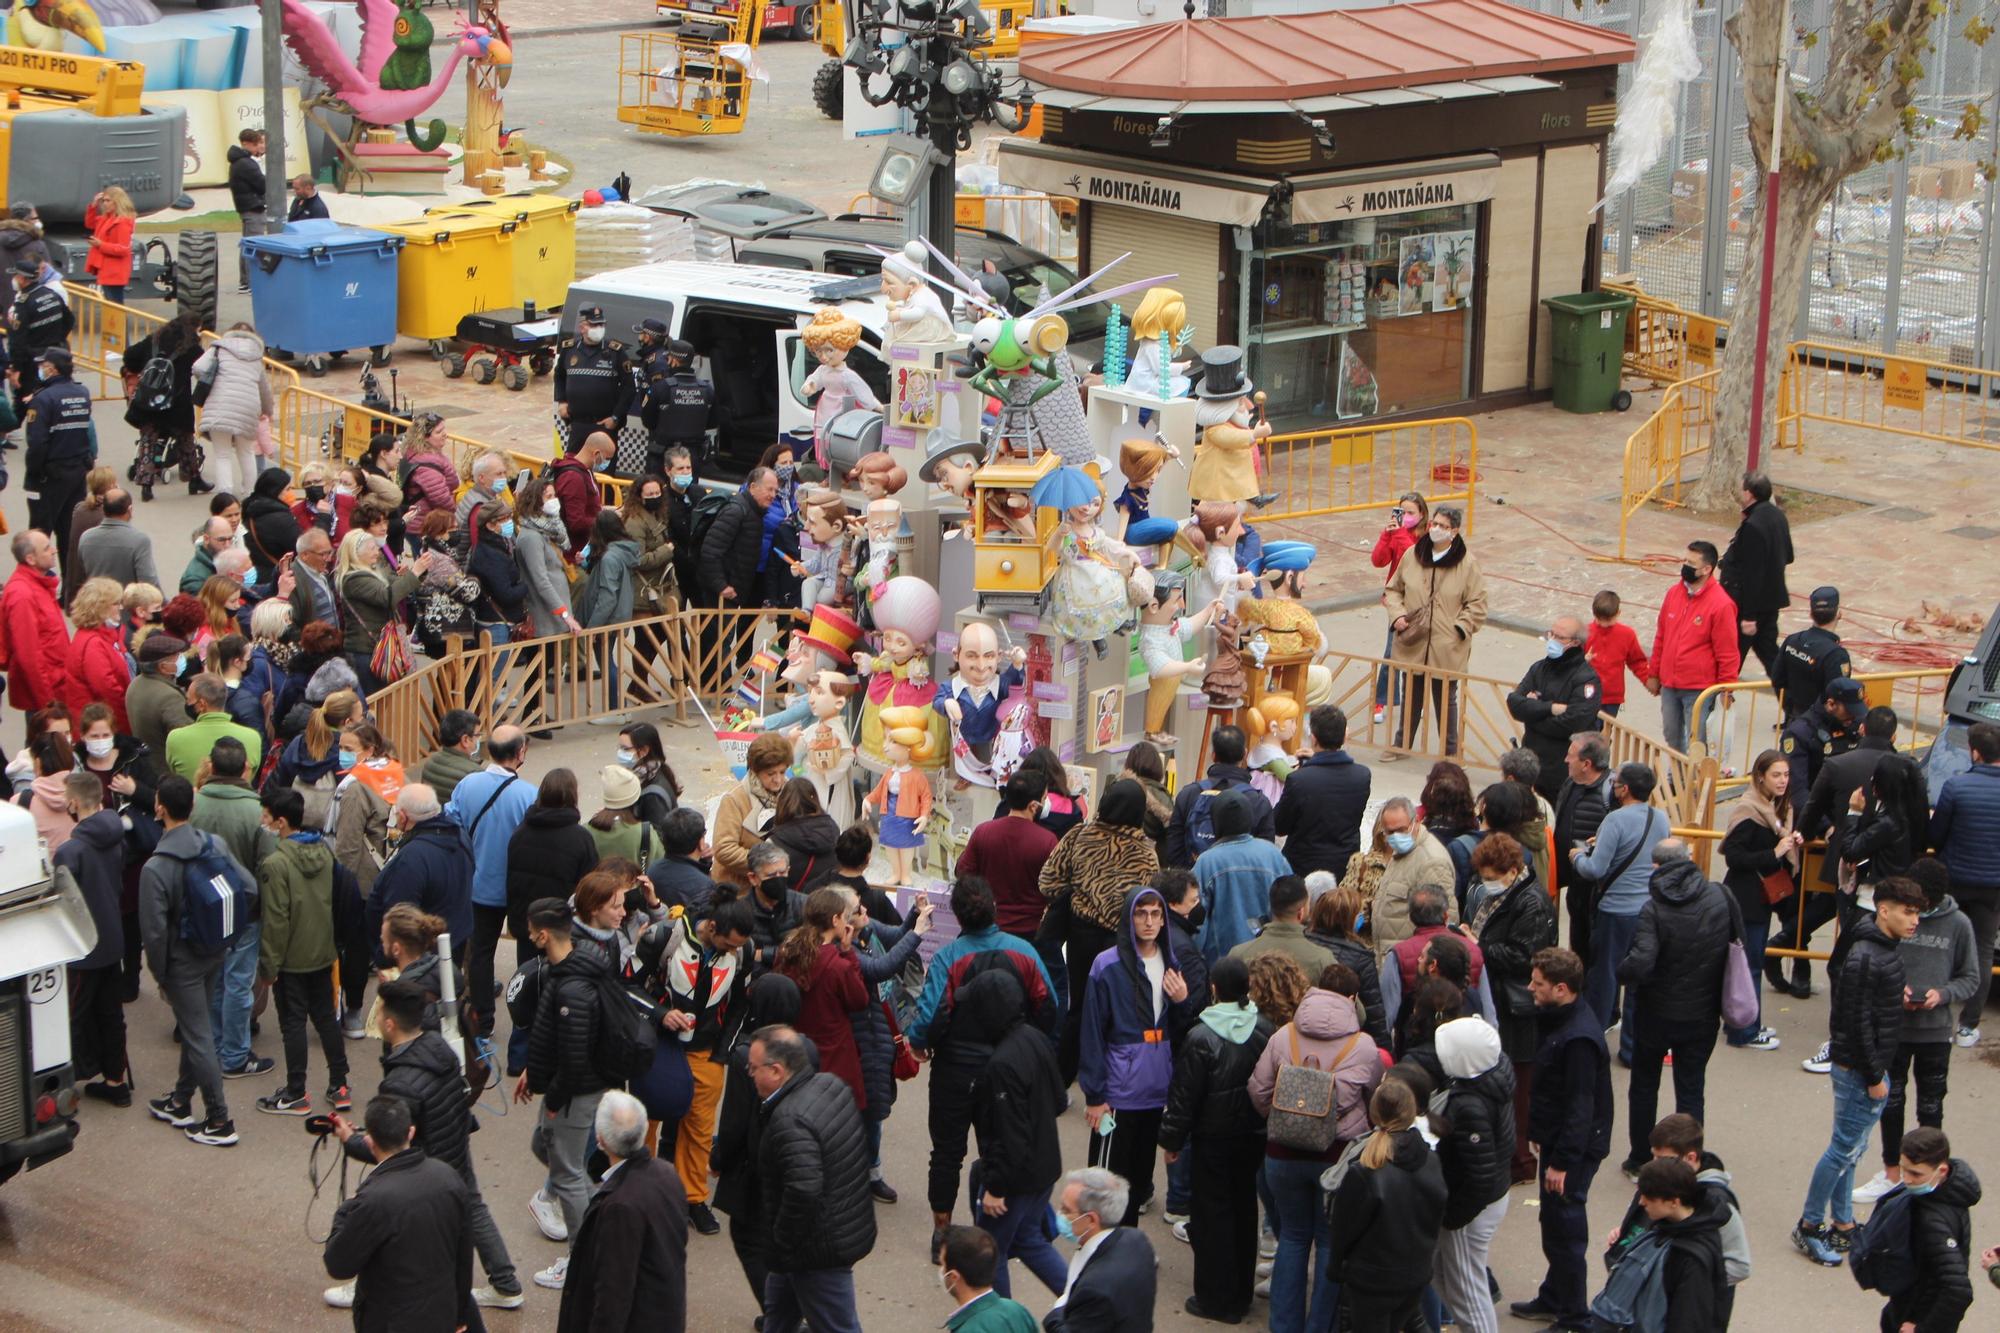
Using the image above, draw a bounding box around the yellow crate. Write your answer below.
[366,214,517,342]
[430,193,580,313]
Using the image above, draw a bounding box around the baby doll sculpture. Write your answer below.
[1243,693,1302,807]
[880,239,955,346]
[865,705,937,886]
[1048,481,1148,658]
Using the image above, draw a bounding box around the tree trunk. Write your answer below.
[1695,171,1837,508]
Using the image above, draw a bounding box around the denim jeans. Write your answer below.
[1372,626,1404,709]
[1165,1139,1194,1214]
[210,921,261,1071]
[1803,1065,1888,1227]
[1584,909,1640,1063]
[476,621,514,692]
[763,1266,862,1333]
[1659,686,1702,755]
[973,1187,1068,1299]
[1266,1155,1333,1333]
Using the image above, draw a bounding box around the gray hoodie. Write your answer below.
[1899,894,1981,1043]
[139,822,252,984]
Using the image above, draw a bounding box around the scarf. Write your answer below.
[1727,781,1798,872]
[1468,872,1522,939]
[1199,999,1261,1044]
[525,512,571,553]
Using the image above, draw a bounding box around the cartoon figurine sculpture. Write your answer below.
[919,438,985,504]
[1186,501,1256,710]
[746,604,862,733]
[1243,694,1303,806]
[795,669,859,827]
[1125,287,1193,400]
[1112,436,1179,536]
[796,490,852,611]
[851,497,902,629]
[280,0,498,151]
[1188,347,1272,505]
[865,706,937,886]
[988,685,1040,785]
[920,437,1035,541]
[800,307,882,471]
[847,450,908,503]
[1236,542,1324,656]
[880,239,956,346]
[934,621,1028,788]
[1047,478,1148,658]
[855,576,950,770]
[1137,570,1217,746]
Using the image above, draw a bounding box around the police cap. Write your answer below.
[577,305,606,324]
[633,317,669,337]
[1809,586,1840,613]
[1825,677,1864,704]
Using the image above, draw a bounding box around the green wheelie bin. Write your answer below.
[1542,290,1636,413]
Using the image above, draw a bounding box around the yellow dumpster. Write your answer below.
[367,213,518,348]
[430,193,580,313]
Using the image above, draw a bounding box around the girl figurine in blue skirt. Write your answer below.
[864,705,935,886]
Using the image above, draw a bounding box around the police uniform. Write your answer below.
[23,354,94,547]
[9,278,73,407]
[552,305,632,453]
[1774,587,1851,721]
[1778,696,1859,797]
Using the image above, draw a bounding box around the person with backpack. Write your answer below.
[1571,762,1670,1065]
[1324,1078,1450,1332]
[449,724,537,1047]
[191,737,279,1080]
[1794,875,1924,1266]
[515,896,624,1293]
[1249,961,1383,1333]
[697,466,775,608]
[254,786,357,1119]
[1861,1126,1982,1333]
[1591,1158,1729,1333]
[1161,725,1276,867]
[139,774,256,1147]
[1605,1115,1751,1328]
[1192,787,1293,960]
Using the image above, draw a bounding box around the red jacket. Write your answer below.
[84,204,135,287]
[0,564,73,712]
[1648,578,1740,690]
[549,455,604,560]
[291,493,357,543]
[788,942,870,1111]
[1390,924,1485,993]
[65,625,132,733]
[1371,523,1419,586]
[1585,620,1648,706]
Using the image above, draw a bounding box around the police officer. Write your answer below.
[553,304,632,455]
[9,257,73,412]
[645,337,715,479]
[1779,674,1863,801]
[1774,585,1852,722]
[23,347,94,552]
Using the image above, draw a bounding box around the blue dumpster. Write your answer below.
[242,220,404,375]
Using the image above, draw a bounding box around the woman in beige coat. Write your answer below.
[1381,505,1486,756]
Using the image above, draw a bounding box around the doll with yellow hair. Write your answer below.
[865,705,936,884]
[1244,694,1302,806]
[800,307,881,470]
[1111,436,1181,536]
[1126,287,1192,399]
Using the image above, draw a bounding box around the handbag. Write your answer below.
[1761,867,1795,905]
[1721,939,1759,1032]
[1266,1027,1359,1153]
[370,621,416,684]
[888,1002,920,1081]
[191,353,217,407]
[1393,604,1430,648]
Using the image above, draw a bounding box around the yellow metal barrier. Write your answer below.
[62,281,306,405]
[1615,370,1716,561]
[844,191,1080,264]
[1604,280,1727,386]
[1778,339,2000,455]
[1686,669,1955,793]
[1257,418,1479,533]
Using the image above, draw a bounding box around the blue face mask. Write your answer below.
[175,654,188,676]
[579,544,593,563]
[776,464,796,483]
[1386,830,1416,856]
[592,457,610,473]
[1905,1175,1944,1196]
[1053,1210,1079,1244]
[338,749,358,770]
[499,519,516,540]
[1544,637,1566,659]
[670,473,693,490]
[615,748,637,768]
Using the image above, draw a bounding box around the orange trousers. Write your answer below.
[674,1050,728,1204]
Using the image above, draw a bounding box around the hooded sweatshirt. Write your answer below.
[1249,987,1384,1158]
[1192,787,1295,959]
[1434,1016,1516,1228]
[1899,894,1982,1043]
[259,831,339,978]
[1610,1150,1752,1288]
[1077,886,1195,1112]
[26,771,77,850]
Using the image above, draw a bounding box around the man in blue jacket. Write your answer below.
[1192,789,1293,960]
[1930,721,2000,1045]
[1568,763,1669,1065]
[368,784,475,965]
[445,725,535,1045]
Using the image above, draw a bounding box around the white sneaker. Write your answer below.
[1372,707,1386,724]
[323,1281,355,1309]
[1255,1276,1271,1299]
[1162,1209,1190,1227]
[1259,1233,1278,1259]
[340,1012,367,1040]
[533,1257,568,1290]
[473,1285,526,1309]
[1737,1027,1782,1051]
[1802,1041,1833,1074]
[1852,1172,1899,1204]
[530,1189,569,1242]
[1954,1026,1981,1049]
[1171,1219,1190,1244]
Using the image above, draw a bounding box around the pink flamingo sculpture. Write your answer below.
[279,0,486,152]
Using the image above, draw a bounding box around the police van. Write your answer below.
[558,261,901,479]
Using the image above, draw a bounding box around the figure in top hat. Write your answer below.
[1188,346,1270,505]
[746,604,863,733]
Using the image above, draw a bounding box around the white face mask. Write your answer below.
[84,737,115,759]
[541,496,562,517]
[583,326,605,345]
[1429,526,1453,546]
[103,617,121,630]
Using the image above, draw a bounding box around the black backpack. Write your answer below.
[587,970,658,1084]
[135,355,178,414]
[685,488,733,563]
[1849,1185,1921,1296]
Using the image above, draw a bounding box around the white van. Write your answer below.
[559,261,904,478]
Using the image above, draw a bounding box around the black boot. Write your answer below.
[1764,956,1792,997]
[1791,960,1814,998]
[189,476,214,496]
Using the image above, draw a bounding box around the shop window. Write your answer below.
[1245,205,1476,427]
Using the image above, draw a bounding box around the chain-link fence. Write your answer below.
[1544,0,2000,370]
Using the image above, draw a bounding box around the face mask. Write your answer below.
[1402,511,1421,530]
[583,326,605,345]
[642,495,664,511]
[103,617,122,631]
[1386,830,1416,856]
[499,519,516,540]
[670,474,693,490]
[1053,1211,1079,1244]
[542,497,562,517]
[1181,902,1208,930]
[174,654,188,676]
[938,1269,953,1296]
[1545,637,1566,659]
[1481,877,1508,898]
[85,737,115,759]
[579,544,593,563]
[776,464,795,483]
[1905,1176,1944,1196]
[304,484,326,504]
[1680,563,1702,586]
[592,457,610,473]
[760,876,791,900]
[1429,527,1453,546]
[338,748,358,770]
[615,748,638,768]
